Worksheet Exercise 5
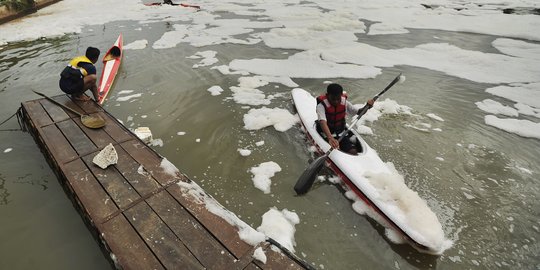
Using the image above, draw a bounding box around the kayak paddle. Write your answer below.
[33,91,106,129]
[294,73,404,195]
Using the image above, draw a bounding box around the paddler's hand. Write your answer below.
[367,99,375,108]
[329,137,339,149]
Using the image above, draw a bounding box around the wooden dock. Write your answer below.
[19,95,310,270]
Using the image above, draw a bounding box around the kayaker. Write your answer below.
[316,83,374,155]
[59,47,100,102]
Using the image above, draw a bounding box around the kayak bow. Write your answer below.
[97,34,123,105]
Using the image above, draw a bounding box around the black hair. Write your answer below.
[327,83,343,96]
[85,47,100,62]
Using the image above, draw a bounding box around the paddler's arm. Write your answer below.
[90,81,99,101]
[321,120,339,149]
[81,62,99,102]
[317,103,340,149]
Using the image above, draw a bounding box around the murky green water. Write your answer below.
[1,19,538,269]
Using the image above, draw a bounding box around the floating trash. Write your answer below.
[134,127,153,143]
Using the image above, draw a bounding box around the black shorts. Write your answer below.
[59,67,84,95]
[315,120,355,153]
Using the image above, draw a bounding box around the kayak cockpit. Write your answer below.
[103,46,121,62]
[311,121,367,156]
[313,121,367,156]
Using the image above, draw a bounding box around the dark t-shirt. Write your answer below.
[78,62,96,75]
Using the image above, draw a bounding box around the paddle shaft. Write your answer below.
[355,72,402,120]
[32,91,83,117]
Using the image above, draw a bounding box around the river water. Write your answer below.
[1,6,539,270]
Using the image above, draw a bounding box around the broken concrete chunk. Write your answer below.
[93,143,118,169]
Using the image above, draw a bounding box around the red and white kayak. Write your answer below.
[292,88,450,255]
[97,34,123,105]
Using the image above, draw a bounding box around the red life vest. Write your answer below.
[317,94,348,133]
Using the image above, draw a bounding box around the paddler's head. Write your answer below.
[86,47,100,64]
[326,83,343,106]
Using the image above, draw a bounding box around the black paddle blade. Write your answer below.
[294,155,327,195]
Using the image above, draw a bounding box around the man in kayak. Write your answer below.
[316,83,374,155]
[59,47,100,101]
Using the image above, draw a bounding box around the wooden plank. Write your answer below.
[81,154,141,210]
[231,243,264,270]
[57,120,97,155]
[72,116,117,149]
[166,184,252,259]
[114,146,161,195]
[52,96,121,144]
[244,263,262,270]
[147,190,237,269]
[63,159,118,221]
[40,98,70,123]
[124,202,204,269]
[121,140,190,185]
[102,113,132,142]
[23,100,53,127]
[120,140,184,186]
[120,139,252,258]
[40,124,79,164]
[67,95,102,114]
[97,214,165,270]
[256,246,304,270]
[51,95,103,114]
[51,95,85,118]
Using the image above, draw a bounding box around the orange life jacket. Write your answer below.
[317,94,348,133]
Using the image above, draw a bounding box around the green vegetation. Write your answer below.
[0,0,35,12]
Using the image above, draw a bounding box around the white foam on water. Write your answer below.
[149,138,163,147]
[486,83,540,109]
[160,157,179,176]
[320,42,540,84]
[117,90,134,95]
[238,148,252,156]
[426,113,444,122]
[188,50,218,68]
[207,85,224,96]
[229,53,381,79]
[117,93,142,102]
[243,107,298,132]
[124,39,148,50]
[475,99,519,117]
[249,161,282,194]
[256,208,300,252]
[484,115,540,140]
[252,247,267,264]
[492,38,540,60]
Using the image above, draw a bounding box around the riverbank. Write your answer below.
[0,0,60,24]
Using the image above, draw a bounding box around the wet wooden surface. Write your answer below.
[20,95,308,270]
